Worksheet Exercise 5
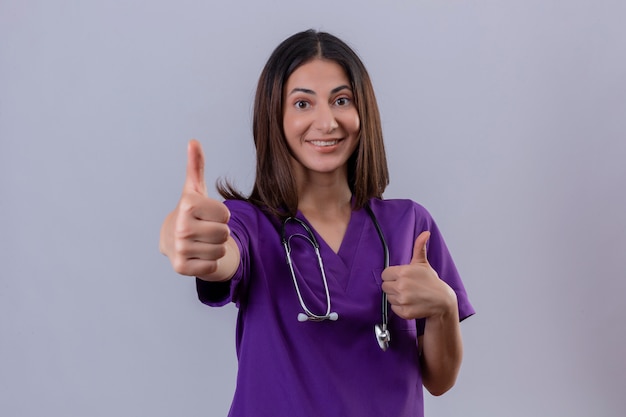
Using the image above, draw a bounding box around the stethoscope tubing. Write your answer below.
[364,203,390,323]
[281,202,391,349]
[282,224,334,321]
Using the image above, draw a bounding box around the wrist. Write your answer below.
[432,285,459,321]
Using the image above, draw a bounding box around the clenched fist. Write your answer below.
[381,231,458,321]
[160,140,238,281]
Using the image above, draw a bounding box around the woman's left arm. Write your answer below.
[417,291,462,396]
[381,231,464,396]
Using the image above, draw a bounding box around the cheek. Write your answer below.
[283,113,308,139]
[347,111,360,134]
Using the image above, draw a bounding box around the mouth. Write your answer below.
[307,139,342,147]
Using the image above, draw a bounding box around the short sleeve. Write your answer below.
[414,203,475,323]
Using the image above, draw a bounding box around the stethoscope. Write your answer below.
[281,203,391,351]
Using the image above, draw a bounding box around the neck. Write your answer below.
[295,177,352,219]
[298,189,352,218]
[291,159,353,215]
[296,179,353,254]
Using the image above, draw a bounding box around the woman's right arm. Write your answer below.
[159,140,240,282]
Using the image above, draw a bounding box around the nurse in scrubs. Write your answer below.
[159,30,474,417]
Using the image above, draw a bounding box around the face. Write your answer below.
[282,59,360,182]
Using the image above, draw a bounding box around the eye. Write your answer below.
[295,100,310,110]
[335,97,351,106]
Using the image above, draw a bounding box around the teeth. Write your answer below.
[310,140,339,147]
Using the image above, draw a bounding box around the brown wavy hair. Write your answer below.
[217,29,389,218]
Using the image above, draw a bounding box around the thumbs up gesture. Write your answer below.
[381,231,458,320]
[159,140,236,280]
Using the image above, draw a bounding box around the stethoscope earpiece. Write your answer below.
[297,312,339,322]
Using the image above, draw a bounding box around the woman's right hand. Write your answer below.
[159,140,237,281]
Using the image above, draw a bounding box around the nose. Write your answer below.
[314,103,338,134]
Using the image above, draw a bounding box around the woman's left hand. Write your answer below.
[381,231,457,320]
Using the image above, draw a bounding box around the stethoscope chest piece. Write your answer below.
[375,323,391,351]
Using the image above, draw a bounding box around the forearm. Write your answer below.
[419,291,463,396]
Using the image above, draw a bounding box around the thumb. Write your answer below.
[185,139,207,195]
[410,231,431,265]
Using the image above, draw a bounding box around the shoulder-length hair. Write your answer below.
[218,29,389,218]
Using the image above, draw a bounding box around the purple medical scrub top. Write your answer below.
[197,198,474,417]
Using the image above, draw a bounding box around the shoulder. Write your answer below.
[223,199,280,234]
[367,198,434,226]
[224,199,260,216]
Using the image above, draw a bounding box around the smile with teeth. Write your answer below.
[308,139,340,147]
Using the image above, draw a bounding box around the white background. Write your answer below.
[1,1,625,416]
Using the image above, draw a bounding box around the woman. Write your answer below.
[160,30,474,417]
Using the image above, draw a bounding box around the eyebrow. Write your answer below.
[287,85,351,96]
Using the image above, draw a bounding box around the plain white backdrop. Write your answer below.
[1,1,625,416]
